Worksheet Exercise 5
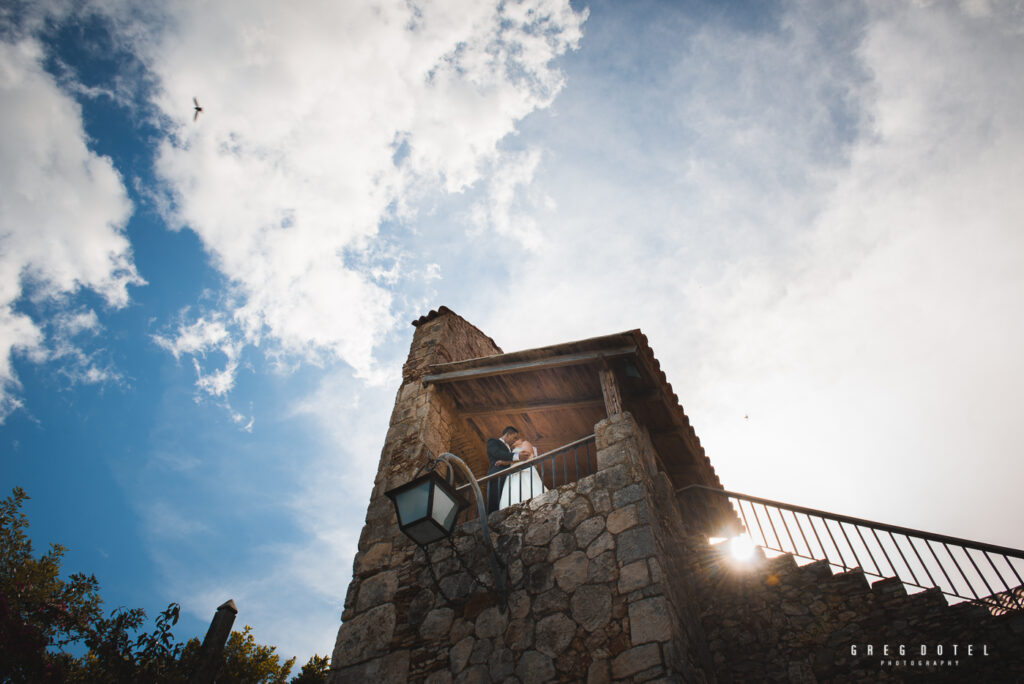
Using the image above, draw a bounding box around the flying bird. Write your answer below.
[193,97,203,121]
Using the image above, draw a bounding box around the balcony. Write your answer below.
[421,329,726,516]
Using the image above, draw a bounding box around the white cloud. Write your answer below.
[44,306,127,387]
[153,315,231,360]
[150,449,202,473]
[475,1,867,346]
[252,375,395,660]
[126,0,586,396]
[471,148,548,250]
[153,313,245,398]
[0,38,142,419]
[142,499,210,540]
[54,308,101,336]
[472,0,1024,551]
[676,2,1024,532]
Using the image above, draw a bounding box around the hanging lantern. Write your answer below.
[385,471,468,545]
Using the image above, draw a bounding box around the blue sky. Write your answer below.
[3,0,1024,665]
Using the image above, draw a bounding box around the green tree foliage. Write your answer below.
[290,654,330,684]
[67,602,185,682]
[0,489,330,683]
[1,486,103,681]
[220,625,294,682]
[178,626,295,683]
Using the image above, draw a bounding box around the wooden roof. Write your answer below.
[423,330,723,491]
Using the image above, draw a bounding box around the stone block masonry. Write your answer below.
[330,408,710,682]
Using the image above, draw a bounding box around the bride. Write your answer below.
[499,438,547,508]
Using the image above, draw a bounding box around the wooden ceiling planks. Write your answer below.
[458,397,605,418]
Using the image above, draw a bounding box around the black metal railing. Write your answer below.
[678,485,1024,615]
[458,435,597,514]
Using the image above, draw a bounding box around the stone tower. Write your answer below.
[328,308,1023,683]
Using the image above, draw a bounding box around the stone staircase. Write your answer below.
[690,539,1024,682]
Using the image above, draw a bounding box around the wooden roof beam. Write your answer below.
[458,397,606,418]
[422,346,637,384]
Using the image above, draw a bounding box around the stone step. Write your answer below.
[701,538,1008,626]
[871,575,908,600]
[973,585,1024,615]
[947,598,996,622]
[794,558,834,581]
[825,567,870,595]
[761,551,798,576]
[788,554,1010,622]
[902,585,948,611]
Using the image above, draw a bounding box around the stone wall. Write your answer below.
[356,309,500,553]
[330,409,717,683]
[333,310,502,680]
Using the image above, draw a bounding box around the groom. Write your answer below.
[485,426,519,514]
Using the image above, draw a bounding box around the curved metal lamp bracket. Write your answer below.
[437,452,508,601]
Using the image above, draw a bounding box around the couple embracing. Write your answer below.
[485,426,546,514]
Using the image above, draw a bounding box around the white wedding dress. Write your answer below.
[499,446,547,509]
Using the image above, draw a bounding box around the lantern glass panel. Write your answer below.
[431,487,459,533]
[394,479,430,527]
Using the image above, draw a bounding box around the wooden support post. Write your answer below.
[599,367,623,417]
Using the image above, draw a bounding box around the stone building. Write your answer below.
[328,307,1024,683]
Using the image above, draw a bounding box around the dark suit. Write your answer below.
[485,437,512,514]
